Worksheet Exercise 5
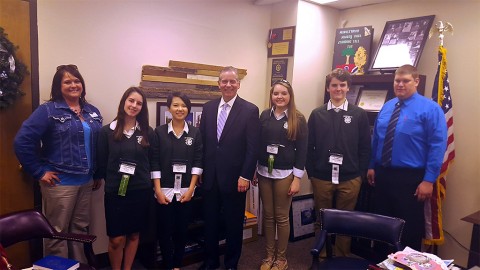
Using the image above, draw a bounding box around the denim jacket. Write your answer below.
[14,100,103,180]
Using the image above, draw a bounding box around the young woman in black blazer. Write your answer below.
[153,92,203,270]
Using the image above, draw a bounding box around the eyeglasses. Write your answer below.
[273,79,292,88]
[56,64,78,71]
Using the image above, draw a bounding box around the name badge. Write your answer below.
[119,161,136,175]
[173,164,187,173]
[329,153,343,165]
[267,145,279,155]
[331,164,339,185]
[174,174,182,193]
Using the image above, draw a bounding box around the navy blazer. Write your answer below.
[200,96,260,193]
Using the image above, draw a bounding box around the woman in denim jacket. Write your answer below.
[14,65,103,263]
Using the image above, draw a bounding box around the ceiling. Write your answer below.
[253,0,395,10]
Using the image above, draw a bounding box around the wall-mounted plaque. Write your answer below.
[271,58,288,86]
[267,26,296,58]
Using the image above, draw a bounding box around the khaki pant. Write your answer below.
[310,176,361,257]
[258,174,294,261]
[41,180,93,263]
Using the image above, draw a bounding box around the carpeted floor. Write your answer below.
[184,234,316,270]
[100,234,316,270]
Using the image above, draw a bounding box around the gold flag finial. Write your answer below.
[429,21,454,46]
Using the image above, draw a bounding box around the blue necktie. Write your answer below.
[217,103,229,141]
[381,101,403,166]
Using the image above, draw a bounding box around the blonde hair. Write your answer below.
[270,80,305,141]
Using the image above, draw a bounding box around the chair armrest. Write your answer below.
[310,230,327,257]
[53,232,96,244]
[53,232,97,268]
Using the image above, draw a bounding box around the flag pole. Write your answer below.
[424,21,454,254]
[429,21,454,46]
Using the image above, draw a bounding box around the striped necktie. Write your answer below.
[381,101,403,166]
[217,103,229,141]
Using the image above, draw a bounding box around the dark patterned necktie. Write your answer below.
[381,101,403,166]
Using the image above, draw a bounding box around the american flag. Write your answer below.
[424,46,455,245]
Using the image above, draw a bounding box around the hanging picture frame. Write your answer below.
[356,88,389,112]
[369,15,435,73]
[331,25,374,75]
[156,101,205,127]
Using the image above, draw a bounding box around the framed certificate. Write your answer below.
[356,89,388,112]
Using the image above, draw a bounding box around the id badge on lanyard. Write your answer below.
[329,153,343,185]
[118,161,137,196]
[172,162,187,197]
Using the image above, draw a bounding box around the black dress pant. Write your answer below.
[202,179,246,269]
[374,166,425,251]
[157,196,192,269]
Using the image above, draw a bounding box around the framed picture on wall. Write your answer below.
[346,85,362,105]
[331,25,374,75]
[289,194,316,242]
[156,101,205,127]
[356,89,388,112]
[369,15,435,73]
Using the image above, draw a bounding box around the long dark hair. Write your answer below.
[50,65,86,104]
[113,87,150,147]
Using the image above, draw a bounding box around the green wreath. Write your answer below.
[0,27,28,109]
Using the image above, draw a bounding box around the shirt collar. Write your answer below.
[219,95,238,109]
[327,99,349,111]
[270,107,288,119]
[109,120,141,131]
[53,99,92,113]
[167,121,189,137]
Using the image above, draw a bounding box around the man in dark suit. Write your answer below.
[199,66,260,269]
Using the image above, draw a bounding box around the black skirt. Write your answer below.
[104,188,151,237]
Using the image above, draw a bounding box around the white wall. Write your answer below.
[340,0,480,266]
[38,0,272,253]
[38,0,271,125]
[293,1,339,116]
[292,1,339,195]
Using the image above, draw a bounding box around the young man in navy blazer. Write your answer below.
[199,66,260,270]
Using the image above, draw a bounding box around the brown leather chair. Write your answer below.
[0,209,97,269]
[310,208,405,270]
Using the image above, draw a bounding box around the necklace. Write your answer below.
[70,106,82,117]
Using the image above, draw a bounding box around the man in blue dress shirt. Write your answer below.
[367,64,447,250]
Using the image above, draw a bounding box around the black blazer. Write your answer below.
[200,96,260,193]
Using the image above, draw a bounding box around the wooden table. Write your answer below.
[461,210,480,268]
